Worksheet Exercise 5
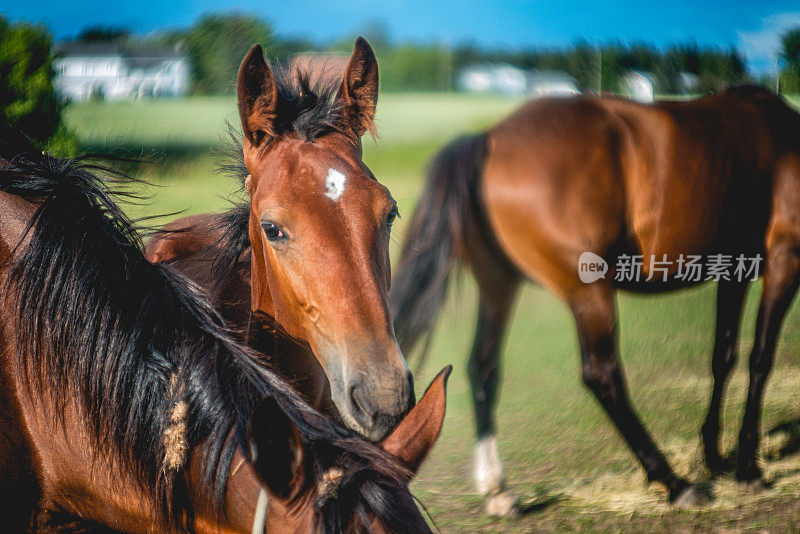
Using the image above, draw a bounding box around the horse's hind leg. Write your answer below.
[735,244,800,484]
[569,281,706,506]
[465,237,520,515]
[736,162,800,483]
[701,279,749,471]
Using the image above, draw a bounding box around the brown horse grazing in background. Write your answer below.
[391,86,800,512]
[0,137,445,532]
[147,38,413,442]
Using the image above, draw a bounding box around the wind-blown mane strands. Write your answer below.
[270,62,350,142]
[0,145,425,533]
[210,124,252,280]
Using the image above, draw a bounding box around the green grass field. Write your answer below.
[66,93,800,533]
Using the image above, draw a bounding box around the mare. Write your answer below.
[391,86,800,511]
[0,134,445,532]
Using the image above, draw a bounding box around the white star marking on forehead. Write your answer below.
[325,168,346,201]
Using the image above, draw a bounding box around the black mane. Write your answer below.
[0,139,427,532]
[210,126,251,281]
[270,62,351,142]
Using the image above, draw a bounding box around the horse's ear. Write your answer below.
[237,44,278,147]
[337,36,379,138]
[247,397,305,498]
[380,366,451,472]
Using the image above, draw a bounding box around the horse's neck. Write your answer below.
[17,397,265,532]
[0,316,41,531]
[187,449,318,534]
[187,448,261,533]
[6,379,160,531]
[0,190,35,261]
[145,214,333,414]
[248,314,334,412]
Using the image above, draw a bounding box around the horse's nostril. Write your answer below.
[349,383,372,421]
[345,375,417,440]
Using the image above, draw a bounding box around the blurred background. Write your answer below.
[5,2,800,532]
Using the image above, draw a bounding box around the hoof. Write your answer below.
[671,485,711,509]
[737,477,768,492]
[736,464,767,490]
[485,490,519,517]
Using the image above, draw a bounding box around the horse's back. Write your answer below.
[145,213,224,265]
[146,213,253,326]
[605,92,776,257]
[480,90,791,294]
[482,96,628,294]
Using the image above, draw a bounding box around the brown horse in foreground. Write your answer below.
[147,38,412,442]
[0,139,446,532]
[391,86,800,512]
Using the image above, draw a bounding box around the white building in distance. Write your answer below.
[457,64,579,97]
[457,64,529,95]
[54,43,190,101]
[621,71,656,102]
[528,71,580,98]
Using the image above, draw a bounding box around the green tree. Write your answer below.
[0,17,76,154]
[186,14,274,95]
[695,48,746,93]
[381,44,452,92]
[780,27,800,93]
[599,44,624,92]
[622,43,659,72]
[655,48,682,93]
[781,27,800,67]
[270,37,314,63]
[77,26,129,42]
[567,40,599,90]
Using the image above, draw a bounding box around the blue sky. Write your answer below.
[6,1,800,73]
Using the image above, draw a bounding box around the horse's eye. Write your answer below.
[261,221,287,242]
[387,206,399,228]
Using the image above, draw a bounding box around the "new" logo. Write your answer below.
[578,252,608,283]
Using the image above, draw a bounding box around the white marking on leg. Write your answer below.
[474,435,505,496]
[325,168,346,200]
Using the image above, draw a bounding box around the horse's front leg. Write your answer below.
[568,281,708,507]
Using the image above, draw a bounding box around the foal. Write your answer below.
[147,38,413,442]
[0,138,440,532]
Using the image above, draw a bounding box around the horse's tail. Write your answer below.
[391,133,487,366]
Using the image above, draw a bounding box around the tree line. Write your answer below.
[58,15,800,95]
[780,28,800,93]
[68,16,753,94]
[4,13,800,153]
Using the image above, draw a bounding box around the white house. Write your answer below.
[457,64,529,95]
[457,64,579,98]
[621,71,655,102]
[54,43,190,101]
[528,71,579,98]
